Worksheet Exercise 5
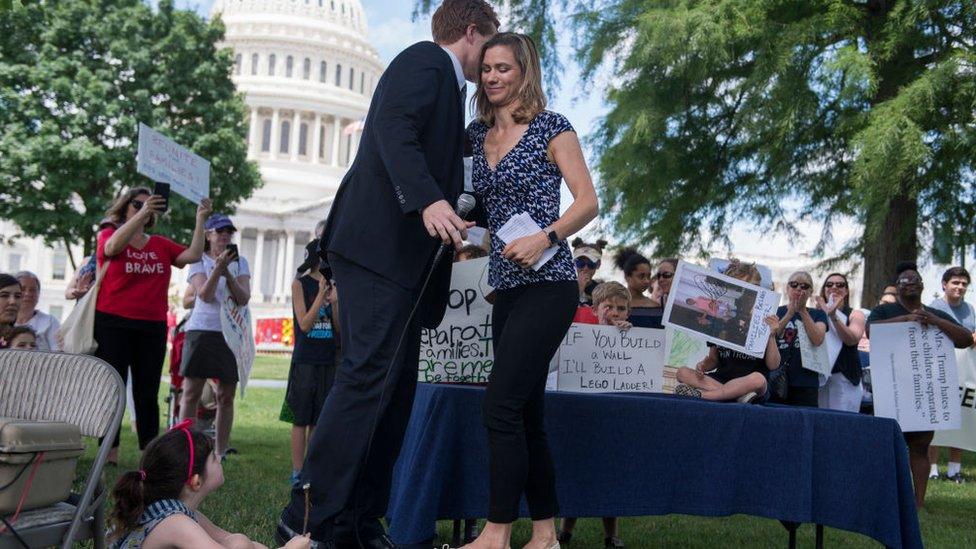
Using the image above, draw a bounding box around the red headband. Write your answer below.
[169,419,195,484]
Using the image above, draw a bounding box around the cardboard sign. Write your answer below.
[137,123,210,204]
[418,257,493,383]
[870,322,960,432]
[663,261,780,358]
[555,324,666,393]
[220,297,255,396]
[798,324,832,380]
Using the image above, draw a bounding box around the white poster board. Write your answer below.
[137,123,210,204]
[823,309,846,370]
[418,257,493,383]
[932,348,976,451]
[220,297,255,396]
[555,324,666,393]
[663,261,780,358]
[798,324,832,380]
[869,322,961,432]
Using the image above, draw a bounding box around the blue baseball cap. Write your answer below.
[205,214,236,232]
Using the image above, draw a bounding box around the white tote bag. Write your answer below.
[57,260,110,355]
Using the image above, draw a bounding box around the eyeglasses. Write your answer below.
[656,271,674,280]
[574,257,599,270]
[824,282,847,289]
[214,227,236,234]
[897,276,922,284]
[788,281,812,291]
[130,199,144,210]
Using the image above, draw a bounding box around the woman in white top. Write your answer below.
[14,271,61,351]
[178,214,251,458]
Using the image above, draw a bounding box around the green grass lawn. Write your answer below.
[84,386,976,548]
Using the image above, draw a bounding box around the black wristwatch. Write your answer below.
[545,228,559,247]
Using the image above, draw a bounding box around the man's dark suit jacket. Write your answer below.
[321,41,465,327]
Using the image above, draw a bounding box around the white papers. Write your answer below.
[870,322,960,432]
[137,123,210,204]
[496,213,556,271]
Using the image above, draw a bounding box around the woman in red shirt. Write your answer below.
[95,186,211,462]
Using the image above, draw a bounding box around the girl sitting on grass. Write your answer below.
[110,420,309,549]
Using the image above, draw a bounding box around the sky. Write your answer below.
[170,1,967,298]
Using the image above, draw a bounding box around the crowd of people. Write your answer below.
[1,0,973,547]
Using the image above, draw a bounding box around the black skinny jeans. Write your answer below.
[482,280,577,523]
[94,311,168,449]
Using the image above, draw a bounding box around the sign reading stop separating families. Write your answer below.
[137,123,210,203]
[870,322,961,432]
[418,257,493,383]
[555,324,666,393]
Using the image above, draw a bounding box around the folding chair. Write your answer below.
[0,350,125,549]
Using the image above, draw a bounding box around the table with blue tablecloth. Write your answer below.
[387,383,921,548]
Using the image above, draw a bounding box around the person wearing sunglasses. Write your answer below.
[652,259,678,308]
[772,271,829,407]
[814,273,866,412]
[571,238,607,306]
[866,261,972,507]
[179,214,252,462]
[96,186,212,464]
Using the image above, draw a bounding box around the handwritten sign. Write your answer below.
[137,123,210,203]
[555,324,666,393]
[798,324,832,381]
[418,257,493,383]
[870,322,960,432]
[220,296,255,396]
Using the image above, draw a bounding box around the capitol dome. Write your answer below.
[210,0,384,318]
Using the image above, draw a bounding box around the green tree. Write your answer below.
[419,0,976,306]
[0,0,260,267]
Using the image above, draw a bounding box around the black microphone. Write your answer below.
[431,193,477,267]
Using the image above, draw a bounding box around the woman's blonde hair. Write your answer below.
[474,32,546,126]
[105,187,154,229]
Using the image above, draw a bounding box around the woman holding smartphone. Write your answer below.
[179,213,251,460]
[96,187,210,463]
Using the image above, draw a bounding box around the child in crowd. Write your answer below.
[1,325,37,349]
[674,260,781,404]
[110,420,309,549]
[558,281,629,548]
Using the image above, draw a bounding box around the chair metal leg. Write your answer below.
[815,523,824,549]
[95,503,107,549]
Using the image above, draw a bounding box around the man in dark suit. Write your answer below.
[277,2,499,548]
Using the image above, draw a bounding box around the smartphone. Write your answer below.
[226,243,239,261]
[153,182,171,212]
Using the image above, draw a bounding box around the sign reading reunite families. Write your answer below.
[418,257,493,383]
[933,348,976,451]
[870,322,961,432]
[555,324,666,393]
[137,123,211,203]
[662,261,780,358]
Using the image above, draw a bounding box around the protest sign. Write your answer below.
[555,324,666,393]
[663,261,780,358]
[798,324,832,381]
[418,257,493,383]
[870,322,960,432]
[823,308,846,369]
[220,294,255,396]
[932,348,976,451]
[663,327,708,394]
[137,123,210,203]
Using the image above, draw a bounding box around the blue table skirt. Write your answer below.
[387,383,921,548]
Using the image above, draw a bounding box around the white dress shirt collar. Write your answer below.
[440,45,466,91]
